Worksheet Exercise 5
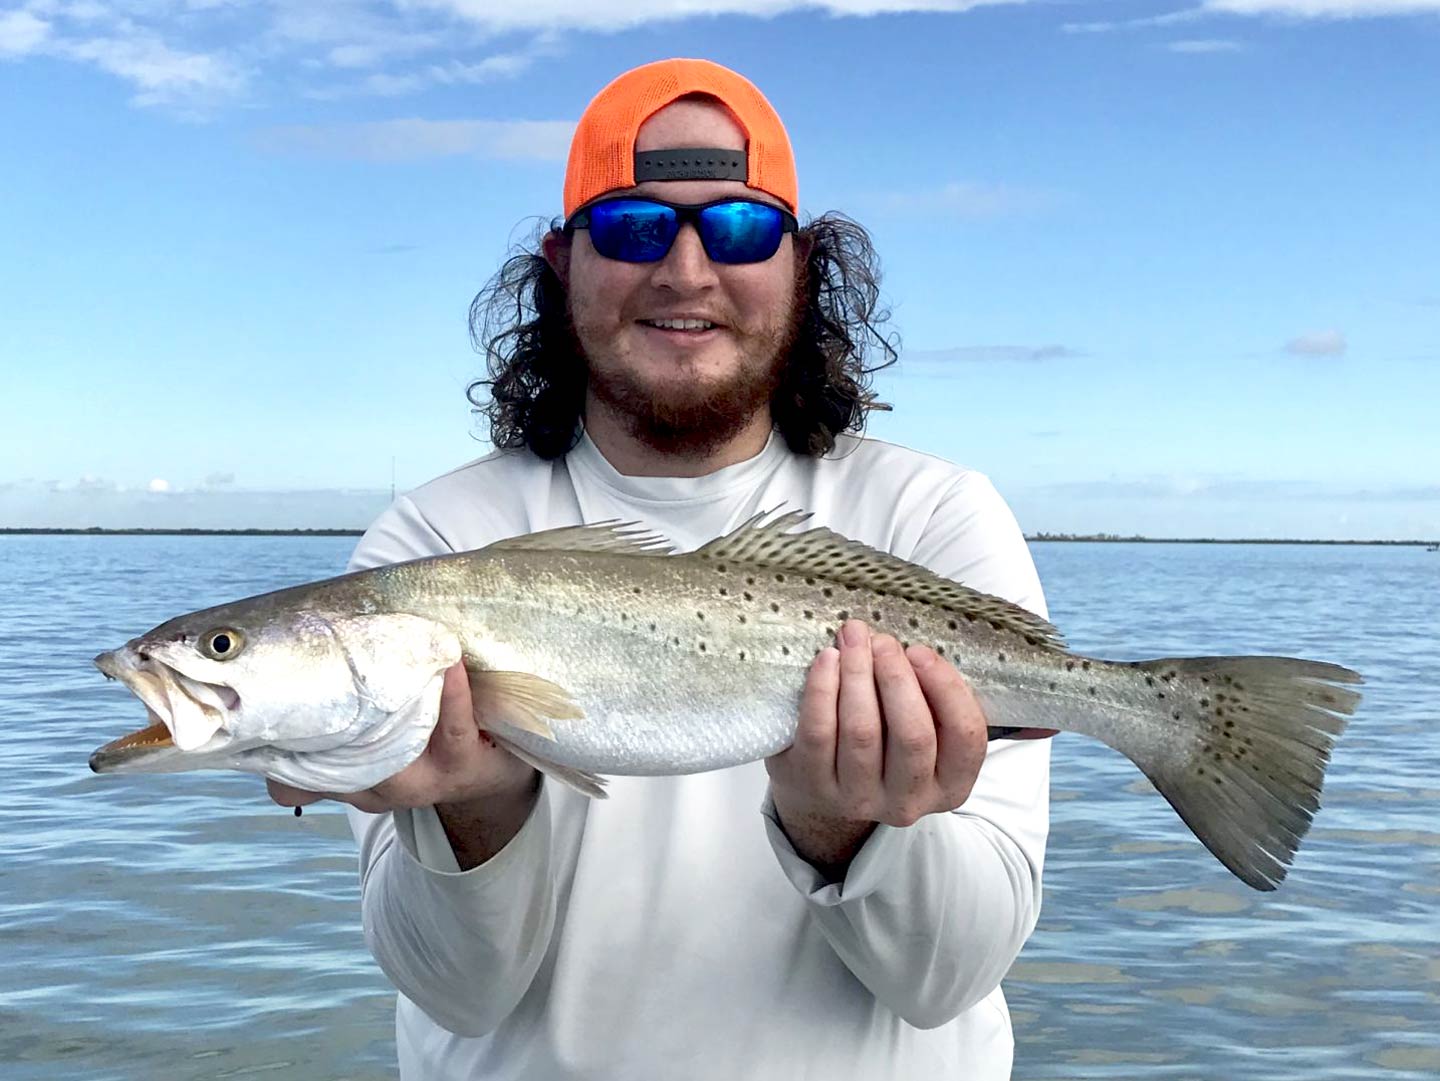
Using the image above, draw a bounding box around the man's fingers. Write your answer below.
[787,646,841,783]
[872,635,935,815]
[835,620,883,800]
[430,661,480,765]
[908,645,986,807]
[266,778,325,808]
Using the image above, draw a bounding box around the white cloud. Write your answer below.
[880,181,1060,218]
[57,31,245,104]
[1205,0,1440,15]
[412,0,1015,34]
[147,477,172,493]
[1166,37,1246,50]
[1068,0,1440,35]
[903,344,1085,367]
[253,117,575,161]
[1284,329,1347,356]
[0,10,51,54]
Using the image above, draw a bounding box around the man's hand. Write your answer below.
[765,619,992,878]
[267,662,540,870]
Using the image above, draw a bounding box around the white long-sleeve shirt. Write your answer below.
[346,431,1051,1080]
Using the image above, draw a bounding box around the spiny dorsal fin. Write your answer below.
[483,521,674,557]
[692,509,1065,650]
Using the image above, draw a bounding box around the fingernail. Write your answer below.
[841,620,869,648]
[871,635,898,656]
[817,646,839,670]
[906,644,935,668]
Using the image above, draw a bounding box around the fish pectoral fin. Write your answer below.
[489,733,608,800]
[468,669,585,741]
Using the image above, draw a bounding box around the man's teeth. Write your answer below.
[644,318,715,331]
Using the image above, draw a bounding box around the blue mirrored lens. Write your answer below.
[587,200,678,263]
[698,202,785,264]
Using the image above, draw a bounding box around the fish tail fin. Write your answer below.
[1126,656,1361,890]
[488,732,609,800]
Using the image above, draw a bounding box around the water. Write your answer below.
[1,536,1436,1079]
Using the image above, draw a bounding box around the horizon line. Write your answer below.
[2,527,1437,547]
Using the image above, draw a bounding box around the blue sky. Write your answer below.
[2,0,1437,539]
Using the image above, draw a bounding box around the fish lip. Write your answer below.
[91,647,239,767]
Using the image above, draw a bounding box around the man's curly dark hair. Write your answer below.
[466,212,897,459]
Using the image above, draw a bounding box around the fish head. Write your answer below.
[91,601,462,793]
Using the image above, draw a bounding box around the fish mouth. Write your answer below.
[90,648,240,772]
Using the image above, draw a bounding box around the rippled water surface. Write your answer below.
[2,536,1436,1079]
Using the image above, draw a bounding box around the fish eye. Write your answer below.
[200,628,245,661]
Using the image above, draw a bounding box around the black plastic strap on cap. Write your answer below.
[634,148,747,183]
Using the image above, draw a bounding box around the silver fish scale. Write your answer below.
[409,549,1072,774]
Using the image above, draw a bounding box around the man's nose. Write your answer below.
[651,223,719,291]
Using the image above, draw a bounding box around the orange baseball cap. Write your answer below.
[563,58,798,219]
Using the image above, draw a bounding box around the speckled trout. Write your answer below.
[91,512,1361,890]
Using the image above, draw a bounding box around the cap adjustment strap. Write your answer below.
[634,148,747,183]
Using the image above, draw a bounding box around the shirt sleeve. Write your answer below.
[343,496,559,1036]
[762,470,1051,1029]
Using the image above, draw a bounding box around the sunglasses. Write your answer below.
[564,197,799,265]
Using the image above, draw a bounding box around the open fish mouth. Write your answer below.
[91,649,240,772]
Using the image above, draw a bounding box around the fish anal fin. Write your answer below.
[489,733,609,799]
[692,507,1065,650]
[467,668,585,740]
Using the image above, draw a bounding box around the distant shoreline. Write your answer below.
[2,527,1436,546]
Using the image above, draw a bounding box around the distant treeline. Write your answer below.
[0,527,365,537]
[1028,533,1438,547]
[2,527,1436,546]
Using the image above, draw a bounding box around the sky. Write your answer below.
[2,0,1437,539]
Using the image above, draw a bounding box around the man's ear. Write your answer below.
[542,230,571,286]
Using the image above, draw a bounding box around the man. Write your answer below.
[270,58,1053,1080]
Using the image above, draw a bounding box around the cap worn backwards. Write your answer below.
[563,58,798,219]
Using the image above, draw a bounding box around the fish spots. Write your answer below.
[1066,661,1076,672]
[1200,698,1210,707]
[822,588,834,599]
[743,591,754,602]
[781,645,791,656]
[804,576,815,585]
[803,610,814,620]
[1157,692,1166,700]
[1081,660,1092,671]
[935,645,945,657]
[1172,710,1182,720]
[908,617,920,629]
[1145,676,1155,687]
[739,650,747,661]
[872,610,882,622]
[775,573,785,583]
[948,619,958,631]
[717,563,728,574]
[696,611,705,621]
[633,587,642,596]
[837,610,850,622]
[718,587,729,597]
[998,652,1008,663]
[698,642,707,653]
[738,614,747,624]
[1048,682,1058,692]
[649,622,656,632]
[746,576,756,586]
[770,602,781,613]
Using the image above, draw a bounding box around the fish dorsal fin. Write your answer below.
[484,521,675,557]
[693,510,1066,650]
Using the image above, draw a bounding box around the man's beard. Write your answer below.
[574,299,803,461]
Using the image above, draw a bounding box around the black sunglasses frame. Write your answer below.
[562,196,800,264]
